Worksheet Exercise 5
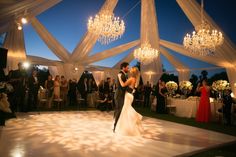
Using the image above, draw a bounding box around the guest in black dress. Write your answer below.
[222,89,232,125]
[155,80,167,114]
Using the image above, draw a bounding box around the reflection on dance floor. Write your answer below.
[0,111,235,157]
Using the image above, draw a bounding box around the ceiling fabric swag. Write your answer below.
[30,17,70,62]
[3,25,27,71]
[140,0,162,85]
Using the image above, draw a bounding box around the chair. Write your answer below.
[77,93,85,108]
[38,89,48,108]
[150,97,157,111]
[134,95,144,107]
[53,98,63,110]
[166,98,176,114]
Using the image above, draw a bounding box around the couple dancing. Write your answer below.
[113,62,143,136]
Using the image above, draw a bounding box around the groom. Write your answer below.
[113,62,129,132]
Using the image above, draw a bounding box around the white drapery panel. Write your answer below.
[81,40,139,65]
[3,25,27,71]
[104,68,119,80]
[160,40,231,67]
[48,65,64,79]
[30,17,70,62]
[63,64,84,81]
[92,71,105,86]
[140,0,162,86]
[177,69,190,82]
[27,55,62,66]
[160,47,190,81]
[48,66,59,79]
[70,0,118,62]
[113,51,135,69]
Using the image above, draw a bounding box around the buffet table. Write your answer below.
[167,97,223,120]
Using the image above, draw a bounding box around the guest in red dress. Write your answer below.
[196,79,211,122]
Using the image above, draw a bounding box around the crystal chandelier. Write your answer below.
[87,10,125,45]
[134,42,159,65]
[183,0,224,56]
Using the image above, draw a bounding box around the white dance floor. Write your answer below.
[0,111,235,157]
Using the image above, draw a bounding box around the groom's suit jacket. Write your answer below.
[115,71,127,108]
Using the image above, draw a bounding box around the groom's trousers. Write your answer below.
[113,90,125,131]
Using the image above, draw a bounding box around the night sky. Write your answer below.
[22,0,236,77]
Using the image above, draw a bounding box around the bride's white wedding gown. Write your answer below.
[116,90,143,136]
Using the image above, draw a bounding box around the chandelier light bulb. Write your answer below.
[21,17,28,24]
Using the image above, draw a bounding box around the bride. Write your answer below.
[115,67,143,136]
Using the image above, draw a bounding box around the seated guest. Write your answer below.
[0,93,15,126]
[97,93,112,111]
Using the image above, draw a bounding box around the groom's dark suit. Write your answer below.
[113,70,127,132]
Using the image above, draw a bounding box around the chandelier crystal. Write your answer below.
[183,0,224,56]
[87,10,125,45]
[134,42,159,65]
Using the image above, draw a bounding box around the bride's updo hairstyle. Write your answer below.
[130,67,139,77]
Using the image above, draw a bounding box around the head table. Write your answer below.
[166,97,223,121]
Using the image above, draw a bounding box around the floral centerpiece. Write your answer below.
[179,81,193,97]
[166,81,178,96]
[212,80,230,92]
[212,80,230,100]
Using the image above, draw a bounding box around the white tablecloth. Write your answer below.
[167,97,222,119]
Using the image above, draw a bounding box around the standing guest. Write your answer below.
[60,75,68,106]
[78,78,88,107]
[222,89,232,125]
[54,75,60,99]
[87,78,97,107]
[0,68,6,82]
[28,70,39,111]
[9,62,27,112]
[91,80,98,92]
[98,80,105,97]
[44,75,54,108]
[196,79,211,122]
[155,80,167,114]
[104,77,112,95]
[68,79,77,106]
[111,78,117,93]
[144,81,152,107]
[87,78,93,93]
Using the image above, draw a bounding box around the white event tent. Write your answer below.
[0,0,235,96]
